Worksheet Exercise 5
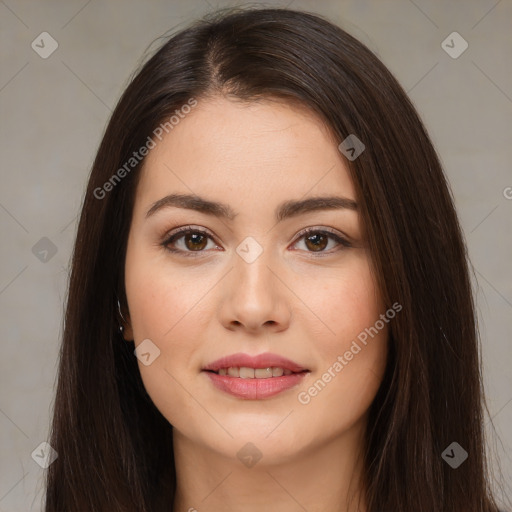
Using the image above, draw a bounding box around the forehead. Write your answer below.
[135,96,356,213]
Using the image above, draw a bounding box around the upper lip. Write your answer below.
[203,352,308,373]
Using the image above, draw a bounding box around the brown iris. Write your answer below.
[304,232,328,252]
[184,232,208,251]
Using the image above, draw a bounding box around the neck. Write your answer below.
[171,420,367,512]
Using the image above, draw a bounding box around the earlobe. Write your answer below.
[122,320,134,341]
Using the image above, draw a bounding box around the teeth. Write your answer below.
[216,366,297,378]
[227,367,240,377]
[239,367,255,378]
[255,368,273,379]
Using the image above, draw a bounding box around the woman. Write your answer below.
[44,7,505,512]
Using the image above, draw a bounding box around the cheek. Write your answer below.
[125,243,209,340]
[293,257,388,414]
[126,267,211,384]
[124,262,204,430]
[299,328,388,427]
[124,247,213,418]
[296,297,388,437]
[294,255,384,351]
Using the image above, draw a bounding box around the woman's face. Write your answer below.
[123,96,388,463]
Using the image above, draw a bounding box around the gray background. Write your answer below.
[1,0,511,510]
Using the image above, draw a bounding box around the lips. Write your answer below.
[203,352,307,373]
[202,352,309,399]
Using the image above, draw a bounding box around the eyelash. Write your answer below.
[160,225,352,257]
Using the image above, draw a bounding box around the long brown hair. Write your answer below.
[45,7,504,511]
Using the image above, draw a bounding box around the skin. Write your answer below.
[122,95,388,512]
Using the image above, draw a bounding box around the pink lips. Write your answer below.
[202,352,309,400]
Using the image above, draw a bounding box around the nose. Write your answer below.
[218,249,292,334]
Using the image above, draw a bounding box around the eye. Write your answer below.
[161,226,352,256]
[161,226,219,255]
[291,227,352,255]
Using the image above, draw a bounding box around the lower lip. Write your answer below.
[203,371,307,399]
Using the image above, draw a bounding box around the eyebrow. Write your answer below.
[145,193,358,222]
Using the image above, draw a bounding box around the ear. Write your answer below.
[121,312,134,341]
[117,299,134,341]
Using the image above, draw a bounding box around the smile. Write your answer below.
[202,352,310,399]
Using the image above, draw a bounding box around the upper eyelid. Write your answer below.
[294,225,347,239]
